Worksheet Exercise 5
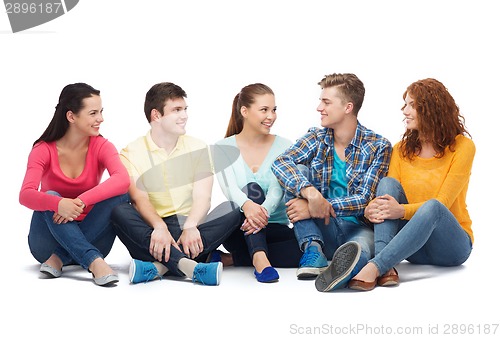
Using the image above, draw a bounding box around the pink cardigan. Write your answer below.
[19,136,129,220]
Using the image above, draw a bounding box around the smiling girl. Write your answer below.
[19,83,129,286]
[214,83,302,283]
[348,78,476,291]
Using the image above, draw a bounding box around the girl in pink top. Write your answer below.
[19,83,129,286]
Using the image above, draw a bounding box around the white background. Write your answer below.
[1,1,498,337]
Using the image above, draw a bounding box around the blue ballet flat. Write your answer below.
[254,266,279,283]
[208,249,223,263]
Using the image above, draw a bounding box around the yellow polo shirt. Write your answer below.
[120,131,213,217]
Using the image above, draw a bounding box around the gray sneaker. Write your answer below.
[315,241,361,292]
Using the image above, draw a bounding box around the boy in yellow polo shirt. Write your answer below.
[111,82,241,285]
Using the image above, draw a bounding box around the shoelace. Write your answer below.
[299,248,321,266]
[142,266,160,283]
[193,266,208,285]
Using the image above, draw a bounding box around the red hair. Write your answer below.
[400,78,470,159]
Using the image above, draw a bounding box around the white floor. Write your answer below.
[3,235,496,338]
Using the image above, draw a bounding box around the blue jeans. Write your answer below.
[111,200,242,276]
[28,191,129,270]
[223,182,302,267]
[293,217,374,271]
[370,177,473,275]
[285,164,374,272]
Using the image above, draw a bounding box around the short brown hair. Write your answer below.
[318,73,365,115]
[144,82,187,122]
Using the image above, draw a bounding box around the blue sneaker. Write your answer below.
[129,259,160,284]
[296,245,328,279]
[315,241,361,292]
[192,262,223,286]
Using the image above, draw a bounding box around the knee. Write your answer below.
[211,201,243,226]
[358,238,374,259]
[217,201,241,217]
[242,182,265,204]
[226,201,244,223]
[45,190,61,197]
[376,177,399,196]
[226,200,239,212]
[419,199,444,215]
[110,202,131,224]
[108,193,130,204]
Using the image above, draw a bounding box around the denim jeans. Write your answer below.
[111,200,241,276]
[28,191,129,270]
[293,217,374,272]
[370,177,473,275]
[284,164,374,273]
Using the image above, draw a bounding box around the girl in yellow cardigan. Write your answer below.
[348,78,475,291]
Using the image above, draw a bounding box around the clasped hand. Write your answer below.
[364,194,404,223]
[241,200,269,235]
[54,197,85,224]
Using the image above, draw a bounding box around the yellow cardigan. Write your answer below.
[388,135,476,243]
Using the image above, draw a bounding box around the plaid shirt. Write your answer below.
[272,122,392,218]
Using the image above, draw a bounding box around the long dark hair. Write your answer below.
[225,83,274,137]
[400,78,470,159]
[33,83,100,146]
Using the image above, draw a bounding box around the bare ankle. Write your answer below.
[45,254,63,270]
[252,251,271,273]
[355,262,379,282]
[89,257,114,278]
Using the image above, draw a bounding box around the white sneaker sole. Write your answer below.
[129,259,137,283]
[296,266,327,279]
[215,262,223,285]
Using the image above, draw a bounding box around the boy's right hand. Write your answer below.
[150,226,180,262]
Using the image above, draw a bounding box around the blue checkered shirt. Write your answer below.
[272,122,392,218]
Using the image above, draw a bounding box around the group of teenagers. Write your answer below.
[19,73,476,292]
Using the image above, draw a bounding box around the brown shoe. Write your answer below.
[377,268,399,287]
[348,278,377,291]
